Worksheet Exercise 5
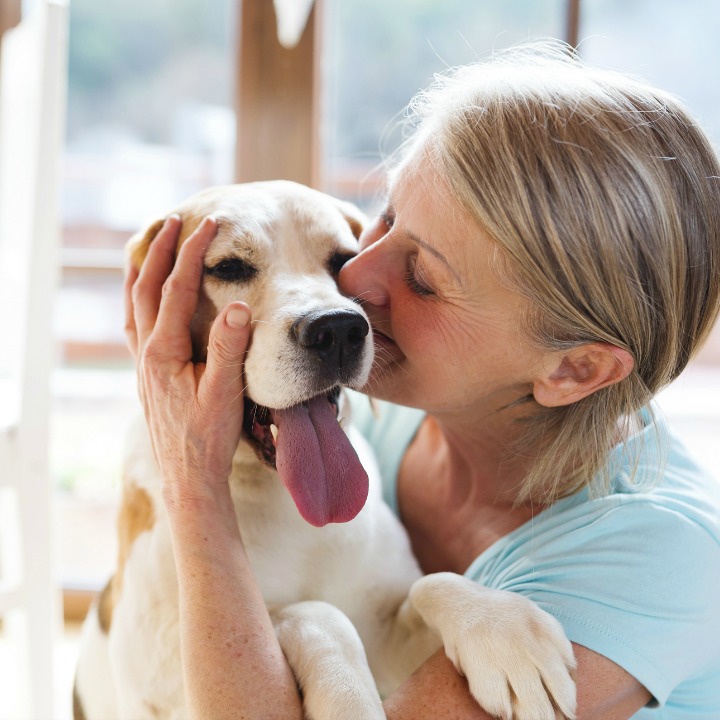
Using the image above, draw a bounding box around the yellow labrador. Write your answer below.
[74,181,576,720]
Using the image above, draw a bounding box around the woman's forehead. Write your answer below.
[392,169,513,309]
[389,154,487,250]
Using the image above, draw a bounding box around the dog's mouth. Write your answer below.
[241,387,368,527]
[242,388,341,466]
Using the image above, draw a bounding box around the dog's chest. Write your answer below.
[228,463,350,604]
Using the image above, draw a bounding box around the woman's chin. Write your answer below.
[362,366,413,406]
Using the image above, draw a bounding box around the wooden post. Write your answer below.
[0,0,21,38]
[0,0,22,84]
[566,0,581,50]
[235,0,321,187]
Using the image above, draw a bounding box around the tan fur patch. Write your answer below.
[333,198,365,240]
[111,483,156,609]
[126,212,206,271]
[126,218,165,270]
[73,680,88,720]
[97,576,114,634]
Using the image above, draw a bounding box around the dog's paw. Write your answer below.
[271,601,386,720]
[409,573,576,720]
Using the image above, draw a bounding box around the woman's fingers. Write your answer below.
[199,302,252,432]
[122,212,251,493]
[151,217,219,361]
[131,215,182,347]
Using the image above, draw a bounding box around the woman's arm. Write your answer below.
[384,645,651,720]
[125,216,302,719]
[125,215,650,719]
[169,493,302,719]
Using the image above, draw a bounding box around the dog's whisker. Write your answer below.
[216,360,244,370]
[228,389,245,406]
[353,294,385,306]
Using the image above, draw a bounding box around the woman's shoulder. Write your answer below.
[465,415,720,714]
[466,407,720,597]
[603,409,720,539]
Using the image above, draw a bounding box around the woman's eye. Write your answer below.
[205,257,257,283]
[403,259,434,297]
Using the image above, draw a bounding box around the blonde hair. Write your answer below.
[401,41,720,502]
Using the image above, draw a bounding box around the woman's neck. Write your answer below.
[397,408,541,574]
[424,398,541,508]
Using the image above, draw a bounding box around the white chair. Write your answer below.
[0,0,68,717]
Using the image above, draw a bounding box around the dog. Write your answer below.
[73,181,577,720]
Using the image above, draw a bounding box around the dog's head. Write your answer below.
[128,181,373,526]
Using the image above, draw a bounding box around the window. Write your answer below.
[55,0,720,595]
[579,0,720,469]
[57,0,237,590]
[321,0,567,208]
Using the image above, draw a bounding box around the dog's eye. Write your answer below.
[205,257,257,283]
[327,252,355,276]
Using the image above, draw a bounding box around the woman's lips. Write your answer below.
[370,329,403,367]
[372,329,396,347]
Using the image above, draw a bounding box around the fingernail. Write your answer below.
[165,213,181,226]
[226,306,251,328]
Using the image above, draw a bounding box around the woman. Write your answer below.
[126,43,720,718]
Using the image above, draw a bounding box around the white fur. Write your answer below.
[74,182,576,720]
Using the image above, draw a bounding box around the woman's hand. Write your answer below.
[124,214,252,511]
[124,215,303,717]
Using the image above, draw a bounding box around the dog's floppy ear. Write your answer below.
[333,198,366,242]
[126,218,167,271]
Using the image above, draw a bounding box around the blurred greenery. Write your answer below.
[65,0,720,160]
[323,0,565,161]
[66,0,234,143]
[65,0,565,151]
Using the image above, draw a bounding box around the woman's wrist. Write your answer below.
[161,461,234,510]
[162,473,242,551]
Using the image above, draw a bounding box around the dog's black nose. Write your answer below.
[292,309,369,371]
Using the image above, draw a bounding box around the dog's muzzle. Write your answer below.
[291,309,369,383]
[239,307,371,528]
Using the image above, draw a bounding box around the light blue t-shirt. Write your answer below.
[349,392,720,718]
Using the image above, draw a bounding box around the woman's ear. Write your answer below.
[533,343,635,407]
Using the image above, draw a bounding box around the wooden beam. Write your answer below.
[0,0,21,39]
[235,0,321,187]
[566,0,581,50]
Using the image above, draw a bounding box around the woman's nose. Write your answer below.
[338,243,388,308]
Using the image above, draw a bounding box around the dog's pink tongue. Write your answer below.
[273,395,368,527]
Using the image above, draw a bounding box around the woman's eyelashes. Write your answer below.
[378,206,434,297]
[403,258,434,297]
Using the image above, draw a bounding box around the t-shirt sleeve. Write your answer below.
[465,499,720,707]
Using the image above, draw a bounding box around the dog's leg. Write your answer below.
[271,601,386,720]
[408,572,577,720]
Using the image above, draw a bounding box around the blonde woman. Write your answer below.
[126,43,720,718]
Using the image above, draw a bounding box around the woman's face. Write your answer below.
[339,153,545,417]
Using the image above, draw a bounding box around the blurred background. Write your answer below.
[1,0,719,717]
[58,0,720,586]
